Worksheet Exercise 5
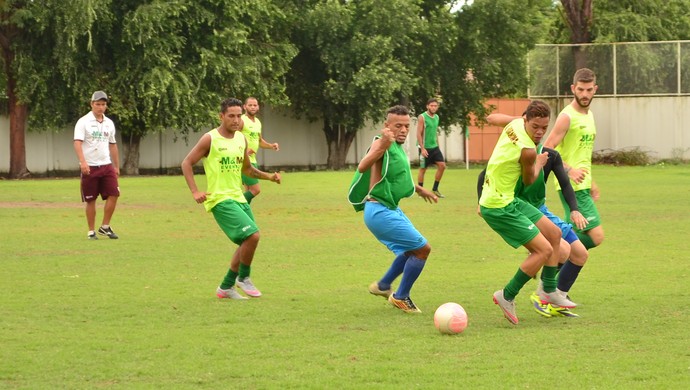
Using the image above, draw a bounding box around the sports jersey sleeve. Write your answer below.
[477,169,486,202]
[74,118,86,141]
[549,148,578,212]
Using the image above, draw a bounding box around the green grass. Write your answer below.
[1,165,689,389]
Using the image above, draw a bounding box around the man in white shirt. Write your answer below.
[73,91,121,240]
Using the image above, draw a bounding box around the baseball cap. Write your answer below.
[91,91,108,102]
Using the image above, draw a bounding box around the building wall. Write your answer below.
[2,96,688,175]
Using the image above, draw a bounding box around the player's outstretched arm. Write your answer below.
[486,113,518,128]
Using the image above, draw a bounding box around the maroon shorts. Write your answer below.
[81,164,120,202]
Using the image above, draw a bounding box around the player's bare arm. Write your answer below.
[416,115,427,157]
[519,147,547,186]
[415,185,438,204]
[543,113,570,149]
[358,127,394,173]
[259,137,279,151]
[181,133,212,203]
[486,113,519,127]
[73,140,91,175]
[241,139,281,183]
[109,143,120,176]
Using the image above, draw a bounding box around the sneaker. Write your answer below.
[368,281,392,298]
[87,232,98,240]
[433,190,445,198]
[536,281,578,308]
[98,226,119,239]
[216,286,248,300]
[492,290,518,325]
[538,290,577,309]
[235,277,262,297]
[530,293,552,318]
[547,304,580,318]
[388,294,422,313]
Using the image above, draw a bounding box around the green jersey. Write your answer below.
[241,114,262,164]
[514,144,546,208]
[479,118,536,209]
[348,137,415,211]
[555,105,596,191]
[202,128,247,211]
[421,112,439,149]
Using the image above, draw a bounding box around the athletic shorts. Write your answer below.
[558,189,601,233]
[480,198,543,248]
[241,162,260,186]
[419,146,445,168]
[211,199,259,245]
[363,201,427,256]
[538,204,578,244]
[80,164,120,202]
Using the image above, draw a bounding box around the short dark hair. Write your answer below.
[244,96,258,104]
[573,68,596,84]
[426,98,439,105]
[386,105,410,117]
[524,100,550,121]
[221,98,243,113]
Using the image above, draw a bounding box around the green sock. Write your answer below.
[238,263,251,280]
[541,265,558,293]
[243,191,255,204]
[503,268,532,300]
[577,232,596,249]
[220,269,239,289]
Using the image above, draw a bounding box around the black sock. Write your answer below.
[557,260,583,292]
[432,181,440,191]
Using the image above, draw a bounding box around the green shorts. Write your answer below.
[241,162,260,186]
[558,189,601,233]
[211,199,258,245]
[480,198,543,248]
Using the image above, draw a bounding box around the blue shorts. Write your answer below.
[538,205,578,244]
[363,201,427,256]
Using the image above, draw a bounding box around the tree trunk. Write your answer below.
[560,0,593,69]
[3,43,30,179]
[121,132,141,175]
[323,120,356,170]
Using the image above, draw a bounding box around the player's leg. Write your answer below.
[85,200,97,236]
[241,164,261,203]
[212,200,260,297]
[364,202,426,312]
[80,172,100,239]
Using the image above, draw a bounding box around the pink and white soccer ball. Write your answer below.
[434,302,468,334]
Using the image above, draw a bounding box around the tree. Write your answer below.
[35,0,296,175]
[286,0,473,169]
[2,0,297,176]
[559,0,593,69]
[0,0,103,178]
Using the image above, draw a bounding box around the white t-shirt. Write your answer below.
[74,111,117,166]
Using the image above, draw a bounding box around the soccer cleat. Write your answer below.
[530,293,552,318]
[433,190,445,198]
[493,290,518,325]
[216,286,248,300]
[538,290,577,309]
[368,281,392,298]
[388,294,422,313]
[547,304,580,318]
[98,226,119,239]
[235,277,262,297]
[87,232,98,240]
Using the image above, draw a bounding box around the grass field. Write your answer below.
[1,165,689,389]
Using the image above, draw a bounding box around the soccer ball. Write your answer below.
[434,302,468,334]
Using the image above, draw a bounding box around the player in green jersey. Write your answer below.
[240,97,280,204]
[349,105,438,313]
[479,100,574,325]
[544,68,604,250]
[416,98,447,198]
[182,98,281,300]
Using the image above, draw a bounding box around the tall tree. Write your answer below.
[0,0,103,178]
[286,0,460,169]
[559,0,593,69]
[2,0,297,176]
[39,0,296,175]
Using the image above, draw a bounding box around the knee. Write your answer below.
[410,243,431,260]
[244,231,260,245]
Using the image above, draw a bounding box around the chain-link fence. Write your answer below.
[529,41,690,97]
